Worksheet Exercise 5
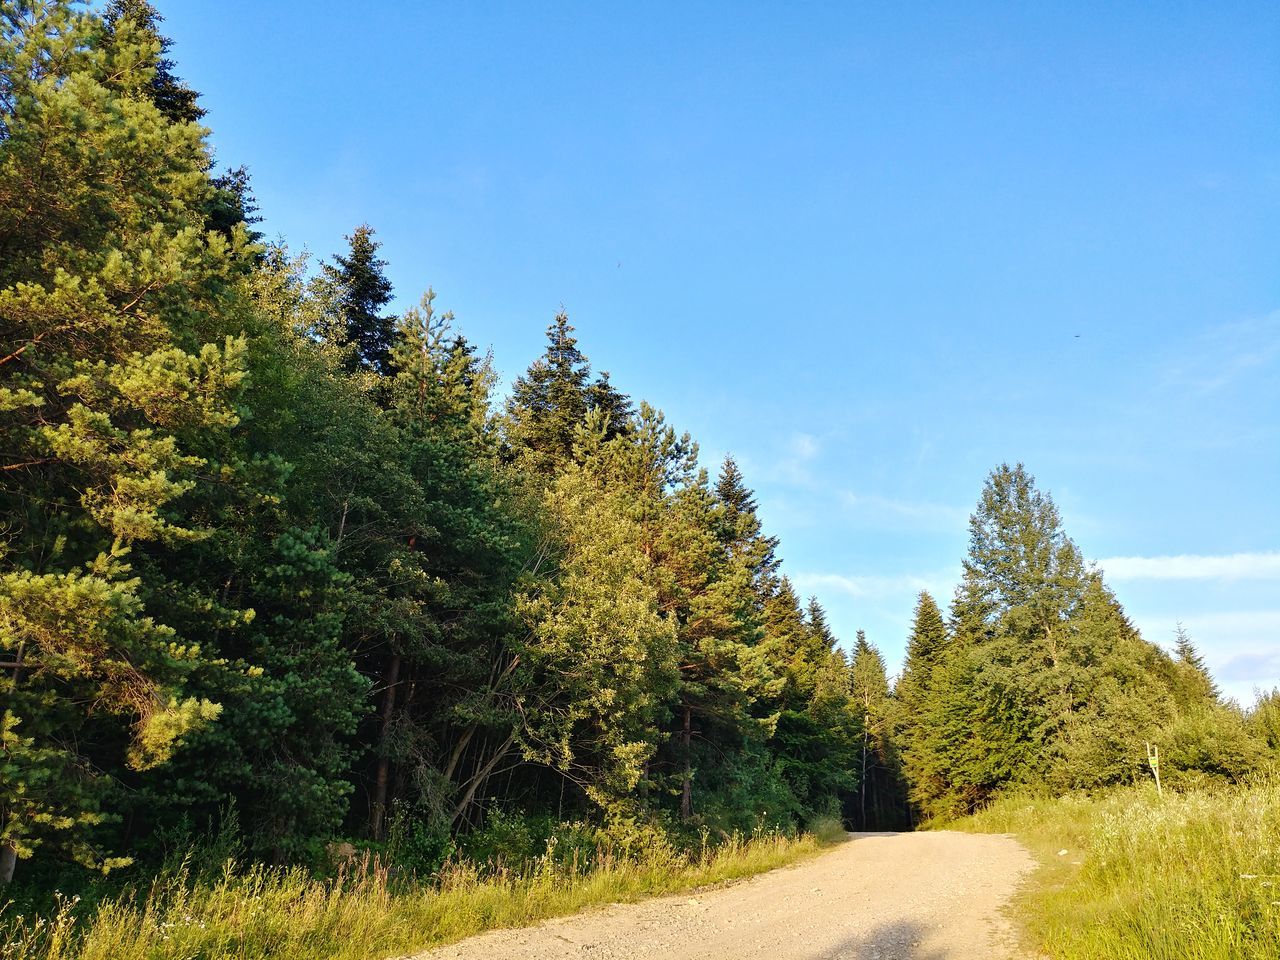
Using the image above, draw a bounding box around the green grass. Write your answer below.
[1,818,846,960]
[949,775,1280,960]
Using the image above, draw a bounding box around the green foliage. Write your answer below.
[515,461,680,815]
[0,0,250,873]
[503,313,630,475]
[898,464,1270,821]
[1249,689,1280,751]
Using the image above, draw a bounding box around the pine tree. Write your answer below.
[586,406,786,823]
[515,462,679,819]
[0,0,252,881]
[101,0,204,124]
[99,1,261,245]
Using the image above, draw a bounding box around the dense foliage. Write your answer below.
[0,0,886,890]
[894,463,1276,821]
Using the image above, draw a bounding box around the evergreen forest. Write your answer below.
[2,6,1277,951]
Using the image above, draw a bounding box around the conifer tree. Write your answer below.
[505,312,632,476]
[99,1,262,244]
[849,632,896,828]
[515,457,679,819]
[714,456,780,593]
[101,0,204,124]
[1172,623,1220,704]
[1249,689,1280,754]
[381,289,532,831]
[0,0,251,881]
[323,225,396,375]
[896,464,1253,817]
[761,582,859,818]
[892,592,947,819]
[583,405,782,823]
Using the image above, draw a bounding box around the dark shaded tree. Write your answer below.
[324,225,396,375]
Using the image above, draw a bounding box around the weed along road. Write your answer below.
[408,832,1036,960]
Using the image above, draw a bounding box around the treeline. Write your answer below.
[894,464,1280,821]
[0,1,898,887]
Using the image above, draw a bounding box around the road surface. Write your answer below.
[408,831,1037,960]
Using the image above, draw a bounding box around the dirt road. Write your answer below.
[410,831,1037,960]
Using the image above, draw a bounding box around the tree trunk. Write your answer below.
[451,733,516,827]
[369,652,401,840]
[680,704,693,822]
[859,714,869,830]
[2,646,22,884]
[0,840,16,885]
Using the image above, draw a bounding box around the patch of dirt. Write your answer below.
[406,831,1036,960]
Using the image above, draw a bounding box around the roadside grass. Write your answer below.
[950,775,1280,960]
[1,817,846,960]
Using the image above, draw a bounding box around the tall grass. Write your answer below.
[953,775,1280,960]
[1,819,845,960]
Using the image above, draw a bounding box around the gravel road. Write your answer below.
[408,831,1037,960]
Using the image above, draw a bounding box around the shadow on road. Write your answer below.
[805,919,950,960]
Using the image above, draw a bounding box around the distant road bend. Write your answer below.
[408,831,1036,960]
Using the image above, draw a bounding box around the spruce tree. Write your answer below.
[505,312,590,473]
[893,591,947,819]
[505,312,632,475]
[714,456,780,593]
[899,464,1235,817]
[1173,623,1220,704]
[849,632,896,828]
[323,225,396,375]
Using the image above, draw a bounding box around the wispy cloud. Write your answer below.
[794,570,957,602]
[766,432,823,487]
[841,492,969,531]
[1099,551,1280,581]
[792,433,820,460]
[1163,311,1280,395]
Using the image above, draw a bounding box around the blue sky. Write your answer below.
[162,1,1279,703]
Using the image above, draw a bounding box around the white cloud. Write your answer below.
[1098,551,1280,581]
